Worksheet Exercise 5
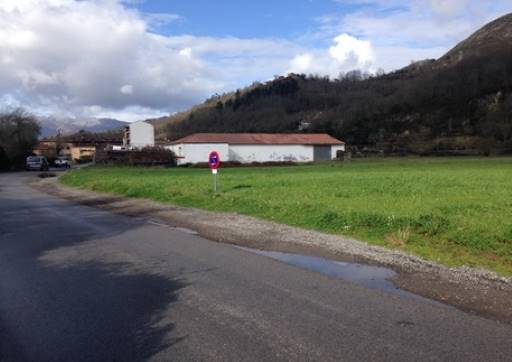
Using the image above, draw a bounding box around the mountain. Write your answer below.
[38,116,126,138]
[150,13,512,155]
[441,13,512,67]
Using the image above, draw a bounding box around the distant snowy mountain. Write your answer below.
[38,116,127,137]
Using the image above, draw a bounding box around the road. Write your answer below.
[1,172,512,361]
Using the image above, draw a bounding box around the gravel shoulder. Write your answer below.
[33,176,512,323]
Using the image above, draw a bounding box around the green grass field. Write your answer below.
[60,158,512,275]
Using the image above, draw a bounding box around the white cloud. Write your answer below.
[289,53,315,74]
[429,0,469,17]
[288,34,377,77]
[0,0,220,121]
[0,0,306,121]
[93,106,168,123]
[179,48,193,58]
[120,84,134,95]
[329,34,375,68]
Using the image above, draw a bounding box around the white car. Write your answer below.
[54,158,71,168]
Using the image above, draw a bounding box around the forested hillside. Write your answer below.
[152,14,512,155]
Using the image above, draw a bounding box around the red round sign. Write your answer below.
[208,151,221,170]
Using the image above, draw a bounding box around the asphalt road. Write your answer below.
[1,172,512,361]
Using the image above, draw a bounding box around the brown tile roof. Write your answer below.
[172,133,344,145]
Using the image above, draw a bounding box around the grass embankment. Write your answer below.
[61,158,512,275]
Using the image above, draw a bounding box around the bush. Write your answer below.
[128,147,176,166]
[97,147,176,167]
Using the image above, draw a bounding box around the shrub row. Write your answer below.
[96,147,177,167]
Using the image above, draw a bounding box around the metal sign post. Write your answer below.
[212,168,218,192]
[208,151,221,193]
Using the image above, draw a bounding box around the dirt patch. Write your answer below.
[32,176,512,323]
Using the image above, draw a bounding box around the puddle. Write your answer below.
[237,247,450,308]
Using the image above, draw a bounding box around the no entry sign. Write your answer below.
[208,150,221,170]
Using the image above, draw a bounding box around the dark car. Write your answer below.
[26,156,49,171]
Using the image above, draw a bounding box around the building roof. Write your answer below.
[171,133,344,145]
[33,143,51,150]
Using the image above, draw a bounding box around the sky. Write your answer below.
[0,0,511,122]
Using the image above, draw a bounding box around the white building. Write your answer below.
[168,133,345,165]
[123,121,155,149]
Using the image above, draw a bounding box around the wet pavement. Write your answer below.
[236,247,450,308]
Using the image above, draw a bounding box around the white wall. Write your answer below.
[229,145,314,163]
[167,143,344,164]
[331,145,346,159]
[169,143,229,165]
[129,121,154,148]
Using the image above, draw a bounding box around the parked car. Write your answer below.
[26,156,49,171]
[54,157,71,169]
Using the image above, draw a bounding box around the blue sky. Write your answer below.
[131,0,347,39]
[1,0,512,122]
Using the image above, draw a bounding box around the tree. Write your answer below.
[0,108,40,170]
[0,146,8,171]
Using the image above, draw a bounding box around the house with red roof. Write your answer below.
[168,133,345,165]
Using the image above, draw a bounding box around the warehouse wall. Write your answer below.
[229,145,314,163]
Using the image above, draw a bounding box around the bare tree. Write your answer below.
[0,108,40,170]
